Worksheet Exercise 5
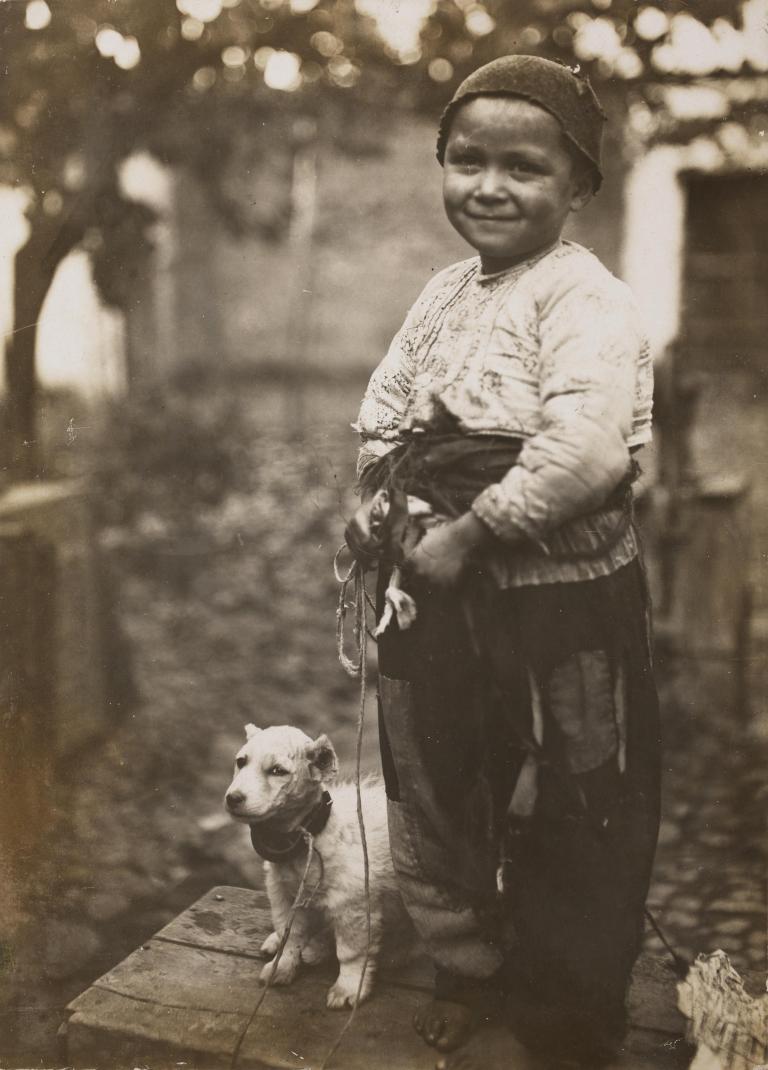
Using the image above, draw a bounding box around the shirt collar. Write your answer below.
[475,238,562,285]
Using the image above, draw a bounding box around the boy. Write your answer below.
[347,55,661,1069]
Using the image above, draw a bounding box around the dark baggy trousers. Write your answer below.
[376,558,661,1029]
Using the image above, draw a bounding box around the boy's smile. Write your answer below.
[442,96,593,274]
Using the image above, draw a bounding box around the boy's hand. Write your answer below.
[344,494,382,569]
[406,512,493,587]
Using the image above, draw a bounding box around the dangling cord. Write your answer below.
[231,541,376,1070]
[230,831,323,1069]
[335,547,369,675]
[321,555,373,1069]
[644,905,691,979]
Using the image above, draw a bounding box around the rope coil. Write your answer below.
[321,555,373,1069]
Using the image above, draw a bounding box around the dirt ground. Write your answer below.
[0,376,765,1068]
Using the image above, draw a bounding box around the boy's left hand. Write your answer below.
[406,512,493,587]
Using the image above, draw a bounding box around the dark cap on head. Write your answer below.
[436,54,607,191]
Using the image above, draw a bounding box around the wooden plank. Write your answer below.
[66,887,696,1069]
[67,986,244,1068]
[239,968,439,1070]
[155,885,274,959]
[153,886,687,1031]
[72,941,269,1017]
[239,986,682,1070]
[67,991,682,1070]
[153,886,434,989]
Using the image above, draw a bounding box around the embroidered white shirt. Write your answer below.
[355,240,653,587]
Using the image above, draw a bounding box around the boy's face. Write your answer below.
[442,96,593,274]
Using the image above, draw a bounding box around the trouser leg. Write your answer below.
[376,559,661,1035]
[487,562,662,1053]
[376,572,512,982]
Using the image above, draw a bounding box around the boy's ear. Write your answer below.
[244,723,260,740]
[570,171,595,213]
[306,734,338,782]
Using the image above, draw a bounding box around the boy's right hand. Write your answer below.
[344,495,383,570]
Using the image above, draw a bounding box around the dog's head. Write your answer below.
[224,723,338,829]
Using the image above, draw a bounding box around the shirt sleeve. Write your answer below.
[353,323,416,477]
[472,273,644,543]
[352,277,439,477]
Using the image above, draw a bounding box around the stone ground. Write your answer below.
[0,378,765,1068]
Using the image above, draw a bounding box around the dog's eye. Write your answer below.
[235,756,247,769]
[267,764,289,777]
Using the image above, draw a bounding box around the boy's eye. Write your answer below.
[235,756,247,769]
[448,152,481,170]
[267,764,289,777]
[508,160,540,175]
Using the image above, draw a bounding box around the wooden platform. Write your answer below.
[65,886,690,1069]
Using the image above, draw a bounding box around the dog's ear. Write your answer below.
[306,735,338,782]
[244,723,260,740]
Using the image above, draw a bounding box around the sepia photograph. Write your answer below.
[0,1,766,1067]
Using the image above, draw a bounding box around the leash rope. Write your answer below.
[232,552,373,1070]
[334,547,366,676]
[230,831,324,1070]
[320,556,373,1070]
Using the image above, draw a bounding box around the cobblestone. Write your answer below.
[711,917,754,936]
[647,649,767,977]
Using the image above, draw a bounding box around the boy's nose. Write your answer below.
[476,169,508,198]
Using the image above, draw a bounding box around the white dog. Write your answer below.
[225,723,411,1009]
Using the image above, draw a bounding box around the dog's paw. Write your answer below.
[301,932,333,966]
[261,931,281,957]
[260,948,300,987]
[326,975,372,1010]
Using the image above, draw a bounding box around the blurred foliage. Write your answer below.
[0,0,756,476]
[0,0,750,311]
[0,0,407,315]
[0,0,408,472]
[93,381,247,528]
[413,0,752,108]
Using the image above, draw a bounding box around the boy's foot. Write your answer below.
[414,1000,476,1052]
[414,975,507,1052]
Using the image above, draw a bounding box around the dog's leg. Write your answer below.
[326,909,382,1009]
[260,930,281,957]
[260,869,310,987]
[301,916,334,966]
[262,913,330,962]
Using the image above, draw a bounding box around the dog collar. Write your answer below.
[249,790,333,863]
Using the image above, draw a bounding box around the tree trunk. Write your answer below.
[4,214,82,481]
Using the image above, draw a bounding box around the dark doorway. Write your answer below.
[682,171,768,377]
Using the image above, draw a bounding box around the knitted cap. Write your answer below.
[436,54,607,191]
